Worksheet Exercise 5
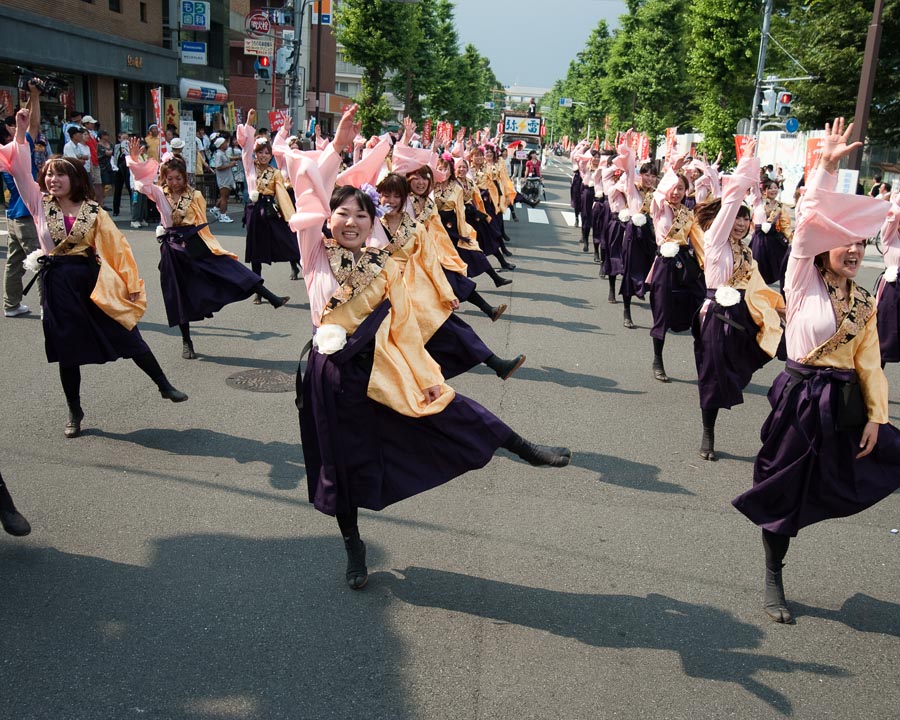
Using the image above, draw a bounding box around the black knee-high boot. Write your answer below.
[467,290,505,321]
[253,282,289,308]
[337,508,367,589]
[485,352,526,380]
[59,365,83,438]
[762,530,792,623]
[179,323,196,359]
[251,262,264,303]
[581,223,590,251]
[623,297,635,329]
[593,243,601,264]
[494,250,516,271]
[700,407,718,461]
[132,352,189,402]
[289,260,300,281]
[607,275,618,304]
[499,233,514,256]
[652,337,668,382]
[501,431,571,467]
[487,265,512,287]
[0,472,30,536]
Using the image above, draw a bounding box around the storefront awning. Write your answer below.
[179,79,228,104]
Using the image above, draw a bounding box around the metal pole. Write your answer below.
[750,0,773,140]
[315,0,322,128]
[848,0,884,171]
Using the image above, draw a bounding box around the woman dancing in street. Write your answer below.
[750,178,793,289]
[691,141,784,461]
[128,143,289,360]
[8,109,187,439]
[732,119,900,623]
[875,189,899,366]
[284,107,570,589]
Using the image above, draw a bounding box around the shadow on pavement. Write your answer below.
[568,450,693,495]
[91,427,304,490]
[0,536,410,719]
[138,320,293,343]
[467,364,644,395]
[491,289,593,309]
[791,593,900,636]
[378,567,848,716]
[197,353,300,375]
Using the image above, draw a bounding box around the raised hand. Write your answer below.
[247,108,257,126]
[128,137,142,161]
[402,116,416,145]
[333,104,360,152]
[818,117,861,173]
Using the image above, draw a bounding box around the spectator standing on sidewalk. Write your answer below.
[209,136,235,223]
[98,130,115,207]
[112,132,132,216]
[2,81,42,318]
[63,126,91,173]
[81,115,106,208]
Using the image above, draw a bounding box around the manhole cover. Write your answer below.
[225,368,295,393]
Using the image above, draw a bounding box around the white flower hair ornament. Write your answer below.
[714,286,741,308]
[885,265,899,284]
[314,324,348,355]
[618,208,632,223]
[660,241,680,258]
[24,248,45,274]
[632,212,647,227]
[360,183,385,217]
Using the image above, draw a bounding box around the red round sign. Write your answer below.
[245,12,271,37]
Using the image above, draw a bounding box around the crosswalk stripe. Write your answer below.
[560,211,577,227]
[527,208,549,224]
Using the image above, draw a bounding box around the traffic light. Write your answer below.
[776,91,793,116]
[254,56,270,80]
[760,87,777,116]
[275,46,292,76]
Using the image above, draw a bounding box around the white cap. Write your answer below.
[170,138,185,149]
[214,137,226,148]
[82,115,97,124]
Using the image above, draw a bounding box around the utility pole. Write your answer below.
[315,0,322,128]
[848,0,884,171]
[749,0,774,140]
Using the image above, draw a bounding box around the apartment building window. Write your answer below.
[109,0,121,10]
[140,2,147,22]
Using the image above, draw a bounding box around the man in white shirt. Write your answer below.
[63,127,91,173]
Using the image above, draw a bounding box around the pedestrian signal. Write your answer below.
[776,91,793,117]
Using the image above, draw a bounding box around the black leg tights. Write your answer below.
[251,261,263,280]
[493,250,514,269]
[132,351,166,386]
[485,265,506,285]
[336,507,359,539]
[701,408,719,433]
[762,529,790,571]
[59,365,82,408]
[653,336,665,361]
[607,275,618,302]
[253,281,285,307]
[467,290,495,318]
[179,323,192,343]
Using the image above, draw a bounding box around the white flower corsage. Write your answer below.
[761,222,772,234]
[156,225,167,238]
[313,324,348,355]
[885,265,899,283]
[249,190,260,203]
[714,286,741,307]
[618,208,632,223]
[660,241,680,258]
[632,212,647,227]
[24,248,44,274]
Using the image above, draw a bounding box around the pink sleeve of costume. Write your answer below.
[704,156,759,288]
[236,124,257,197]
[126,156,172,226]
[880,199,900,267]
[10,139,53,253]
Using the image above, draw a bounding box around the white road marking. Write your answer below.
[560,211,577,227]
[527,208,549,224]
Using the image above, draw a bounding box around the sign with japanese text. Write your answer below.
[181,1,210,31]
[734,135,752,162]
[245,12,271,37]
[805,137,824,180]
[503,116,541,136]
[244,38,274,56]
[164,99,180,132]
[180,120,196,174]
[151,87,164,159]
[268,110,288,132]
[181,41,207,65]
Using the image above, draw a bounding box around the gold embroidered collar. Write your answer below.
[434,183,459,211]
[322,237,391,317]
[381,213,416,256]
[256,164,276,190]
[665,204,693,245]
[412,195,435,225]
[164,186,195,227]
[44,197,100,253]
[727,239,753,287]
[801,268,874,364]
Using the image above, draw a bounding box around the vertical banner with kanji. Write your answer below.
[268,109,288,132]
[151,87,165,158]
[421,118,433,146]
[665,127,678,159]
[180,120,196,174]
[805,137,824,180]
[225,102,237,131]
[734,135,752,162]
[164,99,181,133]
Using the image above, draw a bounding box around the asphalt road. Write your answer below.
[1,168,899,720]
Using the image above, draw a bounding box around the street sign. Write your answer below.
[312,0,332,25]
[181,1,210,31]
[484,101,494,109]
[559,98,573,108]
[245,12,272,37]
[180,41,207,65]
[785,117,800,133]
[503,117,541,136]
[244,38,274,56]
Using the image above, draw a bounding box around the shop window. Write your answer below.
[109,0,121,10]
[140,2,147,22]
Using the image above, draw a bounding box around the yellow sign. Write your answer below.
[164,99,181,132]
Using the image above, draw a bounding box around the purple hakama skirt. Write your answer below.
[440,209,495,279]
[877,277,899,363]
[691,289,772,411]
[602,217,626,278]
[243,197,301,264]
[570,171,583,214]
[425,314,492,379]
[749,225,789,287]
[158,226,261,327]
[732,360,900,536]
[591,197,609,248]
[465,203,502,257]
[299,300,513,516]
[40,255,151,366]
[619,221,656,300]
[648,249,706,340]
[479,190,505,244]
[580,186,595,232]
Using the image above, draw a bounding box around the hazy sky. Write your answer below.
[452,0,628,89]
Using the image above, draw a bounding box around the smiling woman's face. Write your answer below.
[823,241,865,281]
[329,197,373,253]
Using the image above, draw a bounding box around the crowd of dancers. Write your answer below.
[569,118,900,622]
[2,101,899,625]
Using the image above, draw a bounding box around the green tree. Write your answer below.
[333,0,421,134]
[687,0,759,161]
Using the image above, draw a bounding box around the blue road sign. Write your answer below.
[785,117,800,134]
